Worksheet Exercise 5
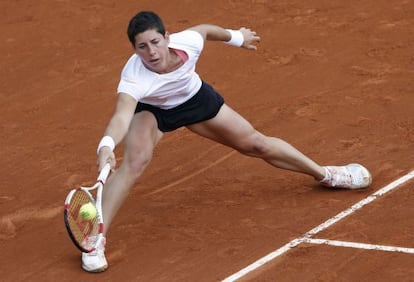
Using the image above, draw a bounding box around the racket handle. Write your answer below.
[97,163,111,183]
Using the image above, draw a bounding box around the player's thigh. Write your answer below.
[187,104,258,149]
[124,111,163,160]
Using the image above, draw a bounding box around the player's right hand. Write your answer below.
[97,147,116,172]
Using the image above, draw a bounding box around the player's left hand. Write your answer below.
[240,27,261,50]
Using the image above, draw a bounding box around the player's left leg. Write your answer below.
[187,103,371,189]
[186,103,326,180]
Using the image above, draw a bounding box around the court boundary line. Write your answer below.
[222,170,414,282]
[304,238,414,254]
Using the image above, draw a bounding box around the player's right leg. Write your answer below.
[82,111,163,273]
[102,111,163,231]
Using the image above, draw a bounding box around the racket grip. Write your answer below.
[98,163,111,183]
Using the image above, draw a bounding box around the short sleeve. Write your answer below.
[169,30,204,57]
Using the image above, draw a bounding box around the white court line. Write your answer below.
[222,170,414,282]
[304,238,414,254]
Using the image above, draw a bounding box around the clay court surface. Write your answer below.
[1,0,414,281]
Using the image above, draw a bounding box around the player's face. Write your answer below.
[133,29,170,73]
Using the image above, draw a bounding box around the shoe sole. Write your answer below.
[82,264,108,273]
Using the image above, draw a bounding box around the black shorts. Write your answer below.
[135,81,225,132]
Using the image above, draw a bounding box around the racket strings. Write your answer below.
[67,190,100,249]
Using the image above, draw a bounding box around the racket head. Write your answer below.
[64,186,104,253]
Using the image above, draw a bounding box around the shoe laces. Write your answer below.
[332,166,353,186]
[323,166,355,187]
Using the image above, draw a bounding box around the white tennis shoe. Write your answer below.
[320,163,372,189]
[82,237,108,272]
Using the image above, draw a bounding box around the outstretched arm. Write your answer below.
[96,93,137,170]
[188,24,260,50]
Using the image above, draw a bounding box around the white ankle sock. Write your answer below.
[320,167,331,182]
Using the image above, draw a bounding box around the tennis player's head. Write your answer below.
[127,11,174,74]
[127,11,166,47]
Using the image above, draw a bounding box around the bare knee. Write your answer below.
[237,133,273,157]
[122,150,153,180]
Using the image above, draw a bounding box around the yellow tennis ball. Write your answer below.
[79,202,97,220]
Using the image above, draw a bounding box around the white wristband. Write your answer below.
[97,135,115,154]
[225,29,244,47]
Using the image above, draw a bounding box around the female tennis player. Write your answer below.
[82,11,372,272]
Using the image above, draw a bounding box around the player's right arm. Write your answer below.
[97,93,137,170]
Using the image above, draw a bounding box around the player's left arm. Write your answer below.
[188,24,260,50]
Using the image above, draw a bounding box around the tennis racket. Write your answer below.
[64,163,111,253]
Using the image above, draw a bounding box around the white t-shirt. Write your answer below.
[117,30,204,109]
